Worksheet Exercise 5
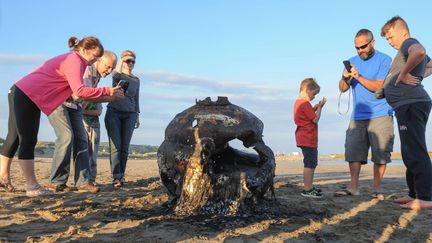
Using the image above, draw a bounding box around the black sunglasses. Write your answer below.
[125,59,135,64]
[355,40,373,50]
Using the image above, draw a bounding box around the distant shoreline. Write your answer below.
[276,152,409,162]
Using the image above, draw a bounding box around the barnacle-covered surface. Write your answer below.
[157,96,275,215]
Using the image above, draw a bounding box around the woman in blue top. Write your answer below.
[104,50,140,188]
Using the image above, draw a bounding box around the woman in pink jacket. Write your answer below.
[0,36,124,196]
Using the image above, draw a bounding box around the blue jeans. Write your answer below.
[104,107,137,181]
[48,105,91,186]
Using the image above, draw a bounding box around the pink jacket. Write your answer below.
[15,51,111,115]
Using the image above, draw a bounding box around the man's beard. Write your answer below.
[360,48,375,60]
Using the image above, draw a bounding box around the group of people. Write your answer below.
[0,36,140,196]
[0,16,430,211]
[294,16,432,209]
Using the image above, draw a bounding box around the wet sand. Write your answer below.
[1,158,431,242]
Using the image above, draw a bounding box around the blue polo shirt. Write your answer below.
[348,50,393,120]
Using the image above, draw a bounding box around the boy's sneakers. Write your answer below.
[312,186,322,193]
[301,187,323,198]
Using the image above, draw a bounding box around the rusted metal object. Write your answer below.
[157,96,275,215]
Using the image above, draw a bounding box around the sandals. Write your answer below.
[0,179,16,192]
[334,189,359,197]
[371,192,385,200]
[26,185,55,197]
[112,180,123,188]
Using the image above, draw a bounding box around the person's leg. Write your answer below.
[394,103,432,203]
[372,164,386,193]
[48,105,73,185]
[301,146,318,190]
[18,159,39,188]
[104,108,123,181]
[400,103,432,201]
[84,122,99,183]
[0,156,13,180]
[0,155,15,191]
[0,87,20,190]
[368,115,394,193]
[344,120,369,195]
[92,126,100,182]
[119,112,138,179]
[347,162,361,195]
[13,86,49,192]
[303,168,314,190]
[69,106,91,187]
[300,147,321,197]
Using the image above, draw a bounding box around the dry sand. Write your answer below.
[1,158,431,242]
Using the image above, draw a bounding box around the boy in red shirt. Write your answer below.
[294,78,326,198]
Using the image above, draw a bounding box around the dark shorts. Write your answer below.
[299,146,318,169]
[345,115,394,165]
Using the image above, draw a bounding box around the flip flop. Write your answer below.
[0,179,16,192]
[334,189,359,197]
[371,192,385,200]
[400,199,432,209]
[394,196,414,204]
[26,185,55,197]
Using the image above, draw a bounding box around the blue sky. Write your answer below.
[1,1,432,155]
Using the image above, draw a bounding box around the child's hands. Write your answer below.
[318,97,327,108]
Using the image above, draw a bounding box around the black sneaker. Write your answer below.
[301,188,323,198]
[312,186,322,193]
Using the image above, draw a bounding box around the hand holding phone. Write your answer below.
[343,60,352,72]
[117,80,129,93]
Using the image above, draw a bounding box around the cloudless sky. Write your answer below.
[1,1,432,155]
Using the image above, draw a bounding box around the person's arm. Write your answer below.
[355,76,384,92]
[63,55,116,98]
[348,65,384,92]
[134,78,140,129]
[83,96,120,103]
[424,57,432,78]
[83,106,102,116]
[312,97,326,123]
[339,69,350,92]
[83,103,102,117]
[114,59,124,74]
[396,43,426,85]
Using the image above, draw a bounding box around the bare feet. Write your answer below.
[400,199,432,209]
[334,188,360,197]
[394,196,415,204]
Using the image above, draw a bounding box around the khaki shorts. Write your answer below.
[345,115,394,164]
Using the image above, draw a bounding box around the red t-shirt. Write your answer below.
[293,99,318,148]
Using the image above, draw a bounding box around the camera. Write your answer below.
[117,80,129,93]
[375,88,385,99]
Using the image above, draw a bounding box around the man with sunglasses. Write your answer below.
[335,29,394,198]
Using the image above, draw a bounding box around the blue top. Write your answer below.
[348,50,393,120]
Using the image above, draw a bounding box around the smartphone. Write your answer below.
[117,80,129,93]
[343,60,352,72]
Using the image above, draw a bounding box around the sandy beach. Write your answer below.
[1,158,431,242]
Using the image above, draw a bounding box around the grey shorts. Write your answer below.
[345,115,394,164]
